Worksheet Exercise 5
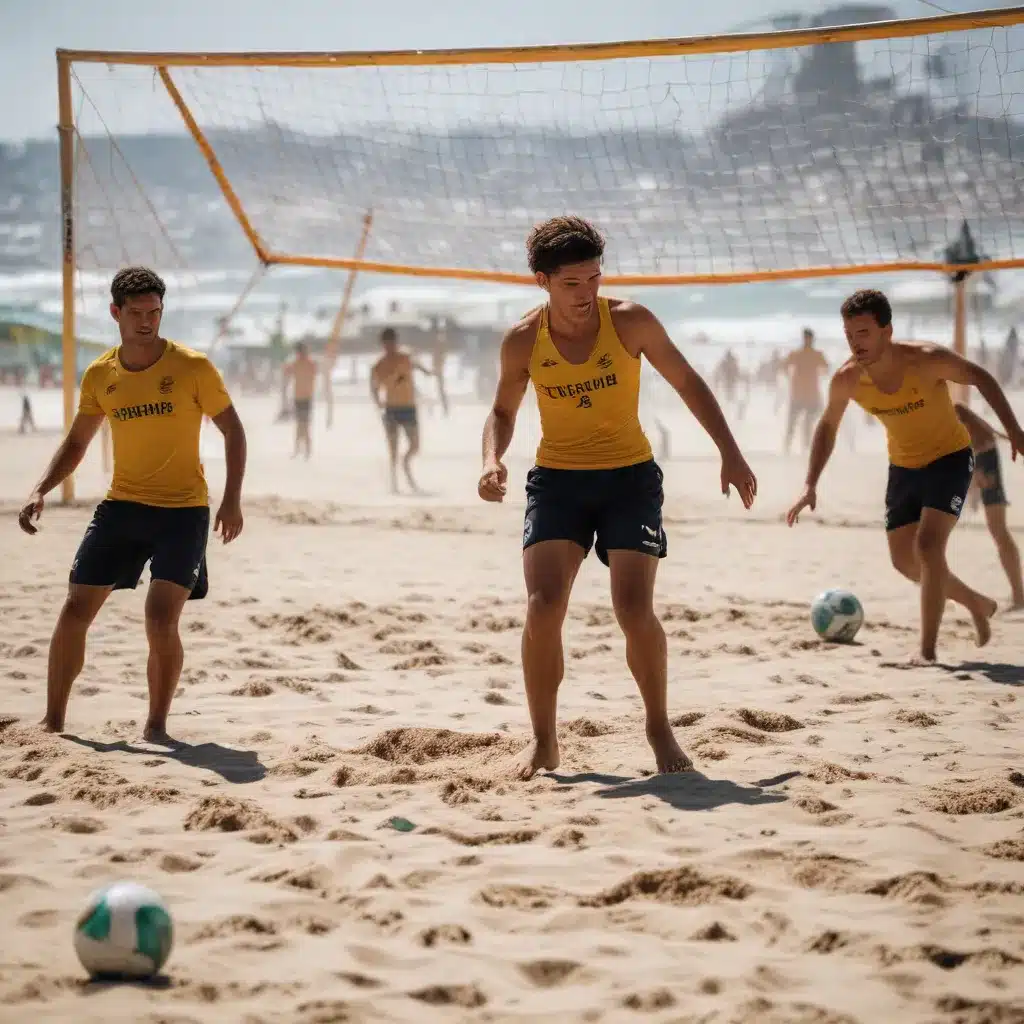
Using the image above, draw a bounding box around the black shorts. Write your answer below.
[294,398,312,425]
[70,500,210,599]
[884,447,974,532]
[383,406,418,432]
[975,447,1008,507]
[523,459,667,567]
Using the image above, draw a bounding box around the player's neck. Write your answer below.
[118,335,167,373]
[863,346,902,386]
[547,301,600,341]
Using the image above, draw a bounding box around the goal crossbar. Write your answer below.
[55,5,1024,68]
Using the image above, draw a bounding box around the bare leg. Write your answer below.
[383,417,399,492]
[783,400,797,454]
[514,540,584,780]
[402,421,422,493]
[143,580,191,743]
[888,517,996,661]
[984,503,1024,608]
[43,585,111,732]
[608,550,691,773]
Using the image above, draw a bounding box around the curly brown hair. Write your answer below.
[110,266,166,308]
[840,288,892,327]
[526,216,604,276]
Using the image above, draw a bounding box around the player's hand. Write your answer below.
[720,446,757,509]
[478,460,508,502]
[214,498,244,544]
[17,491,44,535]
[786,486,817,526]
[1008,426,1024,461]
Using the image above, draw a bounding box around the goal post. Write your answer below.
[56,4,1024,497]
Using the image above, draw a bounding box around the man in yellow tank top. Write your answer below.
[17,267,248,741]
[787,288,1024,662]
[478,216,757,779]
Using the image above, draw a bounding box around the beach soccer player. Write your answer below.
[370,327,434,493]
[281,341,319,459]
[478,215,757,779]
[955,401,1024,609]
[787,288,1024,662]
[17,266,247,741]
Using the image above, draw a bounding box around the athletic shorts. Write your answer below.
[383,406,418,431]
[884,447,973,532]
[975,447,1008,507]
[294,397,312,425]
[523,459,667,567]
[70,500,210,599]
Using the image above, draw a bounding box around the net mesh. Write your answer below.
[68,14,1024,283]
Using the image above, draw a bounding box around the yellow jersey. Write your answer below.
[852,367,971,469]
[529,298,652,470]
[78,340,233,507]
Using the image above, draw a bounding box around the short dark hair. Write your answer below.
[840,288,892,327]
[111,266,166,308]
[526,216,605,276]
[380,327,397,343]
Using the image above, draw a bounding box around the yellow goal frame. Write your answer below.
[56,4,1024,499]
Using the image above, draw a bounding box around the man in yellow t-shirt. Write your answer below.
[477,216,757,781]
[787,288,1024,663]
[17,266,248,742]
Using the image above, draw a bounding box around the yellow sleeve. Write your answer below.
[195,356,233,418]
[78,364,103,416]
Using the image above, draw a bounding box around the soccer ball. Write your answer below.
[74,882,173,979]
[810,588,864,642]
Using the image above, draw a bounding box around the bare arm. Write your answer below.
[629,306,741,457]
[369,361,382,408]
[804,368,856,489]
[32,412,105,497]
[481,324,532,469]
[926,347,1023,445]
[210,405,246,504]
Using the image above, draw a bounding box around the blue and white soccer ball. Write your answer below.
[810,588,864,643]
[74,881,173,979]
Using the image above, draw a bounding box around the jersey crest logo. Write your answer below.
[105,382,117,394]
[158,375,174,395]
[595,352,613,370]
[576,395,592,409]
[540,358,558,368]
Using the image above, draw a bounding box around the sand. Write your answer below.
[1,384,1023,1024]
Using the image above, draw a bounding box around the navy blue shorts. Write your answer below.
[975,447,1008,507]
[70,500,210,599]
[523,459,667,567]
[383,406,418,431]
[884,447,973,532]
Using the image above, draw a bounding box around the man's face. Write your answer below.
[381,336,397,355]
[843,313,891,365]
[110,292,162,344]
[536,258,602,326]
[802,331,814,348]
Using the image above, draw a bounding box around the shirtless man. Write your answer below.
[783,329,829,453]
[281,342,318,459]
[713,348,746,418]
[370,327,433,493]
[478,215,757,779]
[787,289,1022,662]
[955,401,1024,608]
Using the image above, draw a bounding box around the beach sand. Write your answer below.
[1,385,1022,1023]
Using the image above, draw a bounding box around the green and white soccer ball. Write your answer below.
[74,882,173,979]
[810,588,864,643]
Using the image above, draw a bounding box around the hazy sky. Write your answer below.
[1,0,1016,141]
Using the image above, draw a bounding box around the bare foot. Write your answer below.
[38,717,64,734]
[1006,599,1024,613]
[971,596,998,647]
[142,724,182,747]
[907,652,938,667]
[646,721,694,774]
[512,736,559,781]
